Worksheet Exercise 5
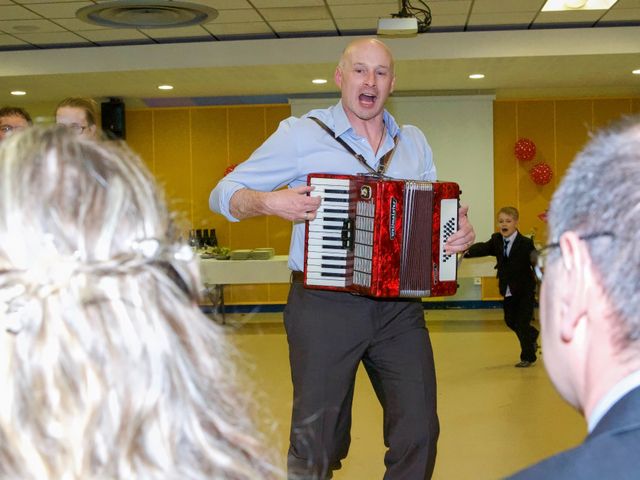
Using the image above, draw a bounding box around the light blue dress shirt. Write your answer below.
[209,101,437,271]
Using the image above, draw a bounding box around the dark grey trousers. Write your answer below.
[284,282,439,479]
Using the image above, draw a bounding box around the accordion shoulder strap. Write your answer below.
[308,116,397,176]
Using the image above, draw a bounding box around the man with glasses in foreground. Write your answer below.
[509,116,640,479]
[0,106,32,142]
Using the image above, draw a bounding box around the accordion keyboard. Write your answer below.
[305,177,353,287]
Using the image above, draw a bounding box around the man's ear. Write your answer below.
[557,232,592,342]
[334,67,342,89]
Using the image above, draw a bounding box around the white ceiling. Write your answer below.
[0,0,639,108]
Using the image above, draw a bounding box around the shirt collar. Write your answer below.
[331,100,401,139]
[504,231,518,243]
[588,368,640,432]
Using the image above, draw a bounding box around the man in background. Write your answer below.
[0,106,32,142]
[509,116,640,478]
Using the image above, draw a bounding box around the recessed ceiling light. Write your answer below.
[77,0,218,28]
[158,85,174,90]
[469,74,485,79]
[633,69,640,75]
[542,0,617,11]
[10,90,26,96]
[312,79,327,84]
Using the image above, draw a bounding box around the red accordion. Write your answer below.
[303,173,460,298]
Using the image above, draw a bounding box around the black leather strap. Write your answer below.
[308,116,397,176]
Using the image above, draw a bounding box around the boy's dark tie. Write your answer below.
[504,239,510,258]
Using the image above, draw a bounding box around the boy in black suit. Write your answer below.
[465,207,538,367]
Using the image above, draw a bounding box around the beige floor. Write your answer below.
[222,309,585,480]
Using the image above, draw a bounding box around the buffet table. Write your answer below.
[199,255,496,320]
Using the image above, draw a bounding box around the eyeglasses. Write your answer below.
[531,231,614,282]
[58,123,88,134]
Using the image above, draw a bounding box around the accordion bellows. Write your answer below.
[303,173,460,298]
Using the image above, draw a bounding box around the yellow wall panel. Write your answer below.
[265,105,291,135]
[228,106,268,165]
[555,100,592,181]
[190,108,229,238]
[493,102,518,213]
[152,109,192,222]
[125,110,154,172]
[592,99,632,129]
[632,99,640,113]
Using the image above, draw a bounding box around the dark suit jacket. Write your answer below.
[507,385,640,479]
[465,231,536,297]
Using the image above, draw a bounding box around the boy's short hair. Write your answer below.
[498,206,519,220]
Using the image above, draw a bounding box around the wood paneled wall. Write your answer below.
[125,104,292,305]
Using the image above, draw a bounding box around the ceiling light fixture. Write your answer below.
[632,69,640,75]
[312,79,327,85]
[542,0,617,11]
[377,0,431,37]
[158,85,174,90]
[76,0,218,29]
[10,90,26,96]
[469,74,485,79]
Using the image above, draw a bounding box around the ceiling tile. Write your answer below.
[0,19,66,34]
[612,0,640,6]
[194,0,254,9]
[535,10,603,23]
[468,12,537,26]
[12,0,86,3]
[79,29,151,42]
[430,13,470,27]
[25,2,93,18]
[334,17,378,30]
[601,7,640,20]
[330,4,398,18]
[260,6,330,21]
[203,21,273,36]
[326,0,397,5]
[270,19,337,33]
[252,0,325,6]
[11,31,90,45]
[0,33,28,46]
[428,0,473,16]
[211,8,262,23]
[141,25,214,39]
[471,0,543,14]
[0,5,42,19]
[54,18,107,30]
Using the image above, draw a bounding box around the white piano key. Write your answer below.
[306,250,348,258]
[305,277,348,287]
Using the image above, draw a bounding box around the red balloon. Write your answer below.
[515,138,536,162]
[530,162,553,185]
[223,164,238,176]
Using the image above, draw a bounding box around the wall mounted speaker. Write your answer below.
[101,99,126,139]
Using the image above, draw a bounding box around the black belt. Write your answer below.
[291,271,304,283]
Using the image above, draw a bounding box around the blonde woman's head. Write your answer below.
[0,126,277,479]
